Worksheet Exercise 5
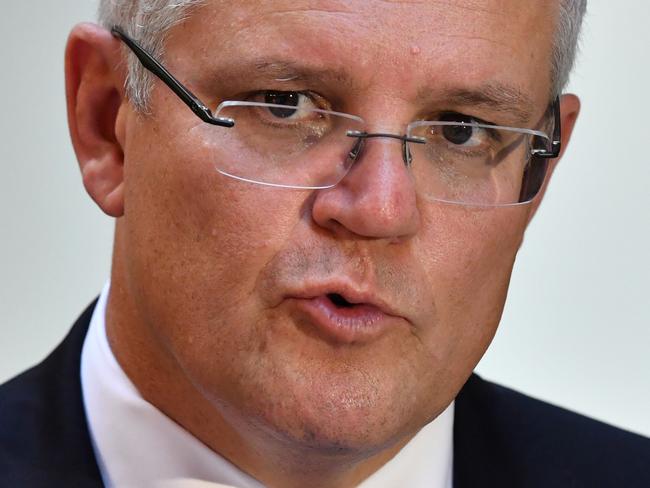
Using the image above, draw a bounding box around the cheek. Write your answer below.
[416,203,529,365]
[120,118,303,350]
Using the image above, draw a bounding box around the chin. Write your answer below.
[230,352,435,458]
[256,402,410,459]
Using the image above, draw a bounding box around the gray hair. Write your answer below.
[553,0,588,97]
[98,0,587,111]
[97,0,206,110]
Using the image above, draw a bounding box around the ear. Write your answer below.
[526,93,581,224]
[65,23,128,217]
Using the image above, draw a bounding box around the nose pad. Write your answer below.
[348,137,365,161]
[403,142,413,167]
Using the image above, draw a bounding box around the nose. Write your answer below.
[311,134,420,241]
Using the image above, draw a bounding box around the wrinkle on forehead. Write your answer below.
[206,0,549,22]
[222,0,543,48]
[435,33,510,49]
[238,0,520,23]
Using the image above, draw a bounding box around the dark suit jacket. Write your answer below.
[1,302,649,487]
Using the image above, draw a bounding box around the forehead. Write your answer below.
[168,0,558,111]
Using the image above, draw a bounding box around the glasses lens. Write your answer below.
[407,122,550,206]
[209,102,365,188]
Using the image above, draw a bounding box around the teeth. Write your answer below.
[328,293,353,308]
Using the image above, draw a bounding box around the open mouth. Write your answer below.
[286,290,402,343]
[327,293,355,308]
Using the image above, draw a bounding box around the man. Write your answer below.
[1,0,648,487]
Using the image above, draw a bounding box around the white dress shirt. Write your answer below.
[81,282,454,487]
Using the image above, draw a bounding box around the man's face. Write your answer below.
[116,0,557,452]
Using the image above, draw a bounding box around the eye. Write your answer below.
[438,113,491,147]
[256,91,319,119]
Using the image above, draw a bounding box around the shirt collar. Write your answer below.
[81,281,454,487]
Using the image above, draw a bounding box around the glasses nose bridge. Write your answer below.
[347,130,424,167]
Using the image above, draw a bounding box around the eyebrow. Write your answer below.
[426,83,537,125]
[251,60,355,87]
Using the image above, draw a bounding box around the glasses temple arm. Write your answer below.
[535,96,562,159]
[110,26,234,128]
[551,96,562,157]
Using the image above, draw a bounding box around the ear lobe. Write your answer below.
[526,93,581,224]
[65,22,127,217]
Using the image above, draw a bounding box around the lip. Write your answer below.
[284,284,406,344]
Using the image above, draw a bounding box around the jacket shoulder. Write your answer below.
[454,373,650,487]
[0,300,103,487]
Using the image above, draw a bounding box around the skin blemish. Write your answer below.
[410,44,421,55]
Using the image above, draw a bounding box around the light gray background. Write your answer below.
[1,1,648,437]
